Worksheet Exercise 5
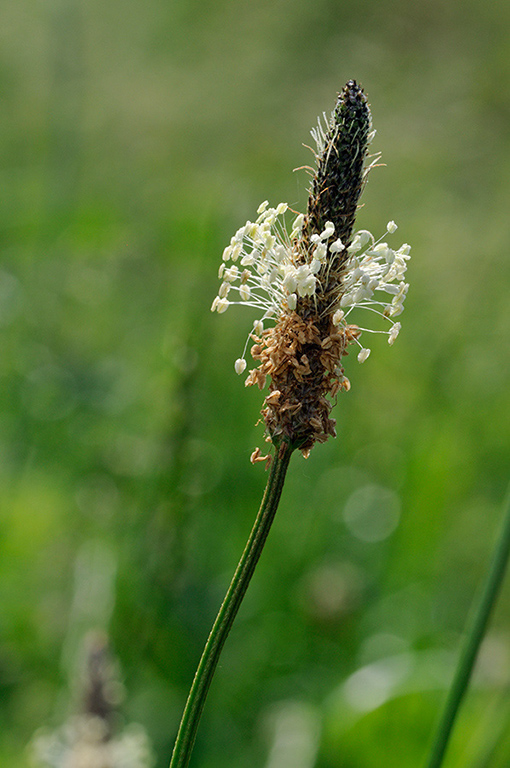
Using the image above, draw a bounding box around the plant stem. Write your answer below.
[169,440,295,768]
[425,487,510,768]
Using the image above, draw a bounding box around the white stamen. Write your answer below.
[330,238,344,253]
[287,293,297,310]
[332,309,345,326]
[215,298,229,314]
[388,322,401,345]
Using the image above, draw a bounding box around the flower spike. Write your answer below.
[212,81,411,456]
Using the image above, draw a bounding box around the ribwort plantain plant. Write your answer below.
[171,78,510,768]
[170,80,413,768]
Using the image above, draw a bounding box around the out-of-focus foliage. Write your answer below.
[1,0,510,767]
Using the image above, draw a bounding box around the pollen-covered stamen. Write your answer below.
[388,322,401,345]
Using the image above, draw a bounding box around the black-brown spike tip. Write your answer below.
[306,80,371,248]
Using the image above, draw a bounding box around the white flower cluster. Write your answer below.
[333,223,411,362]
[212,202,410,372]
[211,201,313,320]
[31,716,154,768]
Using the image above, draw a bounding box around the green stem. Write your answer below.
[169,441,295,768]
[425,487,510,768]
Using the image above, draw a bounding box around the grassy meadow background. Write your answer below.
[1,0,510,766]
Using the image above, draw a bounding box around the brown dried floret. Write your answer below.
[246,311,358,455]
[250,447,272,470]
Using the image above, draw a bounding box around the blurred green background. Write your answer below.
[1,0,510,766]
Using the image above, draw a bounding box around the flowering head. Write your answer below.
[211,81,411,457]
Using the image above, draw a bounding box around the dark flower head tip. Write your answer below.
[336,80,369,124]
[305,79,371,248]
[341,79,366,102]
[335,80,369,122]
